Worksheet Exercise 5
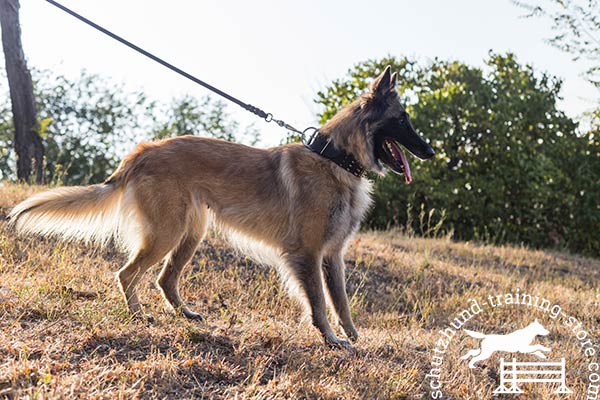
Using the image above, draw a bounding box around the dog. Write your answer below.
[8,66,434,348]
[461,320,551,367]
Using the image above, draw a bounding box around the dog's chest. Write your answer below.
[325,179,373,244]
[351,178,373,222]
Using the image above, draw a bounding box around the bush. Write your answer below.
[0,69,258,185]
[316,53,599,256]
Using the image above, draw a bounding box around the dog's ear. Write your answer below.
[390,71,398,88]
[370,65,392,96]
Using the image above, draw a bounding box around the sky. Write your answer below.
[12,0,599,146]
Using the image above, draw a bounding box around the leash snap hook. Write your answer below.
[301,127,319,146]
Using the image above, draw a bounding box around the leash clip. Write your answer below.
[302,127,320,146]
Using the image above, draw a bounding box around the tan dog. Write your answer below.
[9,66,434,348]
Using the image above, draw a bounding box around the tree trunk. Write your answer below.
[0,0,44,183]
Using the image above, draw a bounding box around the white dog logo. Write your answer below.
[461,319,551,368]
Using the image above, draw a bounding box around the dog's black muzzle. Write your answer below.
[374,112,435,161]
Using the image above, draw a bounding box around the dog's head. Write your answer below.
[321,66,435,182]
[530,319,550,336]
[361,66,435,182]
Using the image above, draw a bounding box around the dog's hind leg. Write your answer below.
[157,205,208,320]
[323,252,358,341]
[467,348,494,368]
[117,189,188,321]
[118,236,178,321]
[460,349,480,360]
[286,252,351,349]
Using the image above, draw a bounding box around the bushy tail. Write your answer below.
[464,329,486,339]
[8,183,125,247]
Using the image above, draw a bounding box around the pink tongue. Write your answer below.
[389,140,412,184]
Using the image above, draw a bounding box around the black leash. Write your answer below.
[44,0,368,177]
[44,0,303,135]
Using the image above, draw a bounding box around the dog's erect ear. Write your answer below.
[390,71,398,88]
[370,65,392,96]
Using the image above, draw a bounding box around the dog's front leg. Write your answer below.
[287,253,352,349]
[527,344,551,358]
[323,252,359,342]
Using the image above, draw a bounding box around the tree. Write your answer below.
[152,94,260,146]
[0,68,13,179]
[0,69,257,184]
[510,0,600,254]
[513,0,600,89]
[33,70,153,185]
[0,0,44,183]
[316,54,599,255]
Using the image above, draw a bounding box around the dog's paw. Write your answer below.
[345,328,360,342]
[182,308,204,321]
[532,351,547,359]
[324,334,355,352]
[132,312,156,324]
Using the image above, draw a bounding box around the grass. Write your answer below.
[0,183,598,399]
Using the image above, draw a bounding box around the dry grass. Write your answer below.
[0,183,598,399]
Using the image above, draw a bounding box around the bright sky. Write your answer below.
[14,0,599,146]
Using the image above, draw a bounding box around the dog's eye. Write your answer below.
[399,112,411,124]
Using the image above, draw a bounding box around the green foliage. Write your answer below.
[0,115,13,181]
[316,53,599,256]
[34,70,152,185]
[316,57,420,122]
[0,69,256,185]
[0,68,14,180]
[152,95,260,146]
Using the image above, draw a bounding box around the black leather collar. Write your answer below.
[305,132,366,178]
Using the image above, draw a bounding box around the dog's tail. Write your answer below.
[8,182,127,248]
[464,329,486,339]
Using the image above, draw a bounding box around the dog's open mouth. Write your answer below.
[379,138,412,184]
